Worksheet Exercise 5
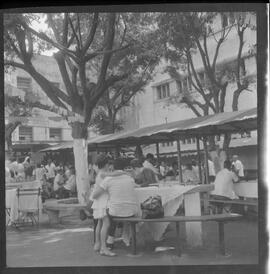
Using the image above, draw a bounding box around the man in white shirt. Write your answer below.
[92,158,139,255]
[211,160,239,213]
[143,153,160,180]
[45,159,56,185]
[232,155,245,179]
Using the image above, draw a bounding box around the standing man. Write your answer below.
[45,159,56,191]
[211,160,239,213]
[232,155,245,180]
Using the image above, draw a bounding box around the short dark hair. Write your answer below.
[191,160,197,166]
[146,153,154,160]
[224,160,232,169]
[130,158,143,168]
[113,158,127,170]
[95,154,109,169]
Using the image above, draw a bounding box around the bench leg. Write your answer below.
[218,221,225,255]
[175,222,181,256]
[46,210,60,224]
[130,222,137,255]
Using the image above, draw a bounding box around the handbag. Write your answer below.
[141,195,164,219]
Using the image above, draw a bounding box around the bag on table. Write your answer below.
[141,195,164,219]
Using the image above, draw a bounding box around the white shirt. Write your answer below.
[211,168,238,199]
[159,166,166,176]
[143,160,159,174]
[46,163,56,179]
[232,160,244,177]
[100,174,139,217]
[208,160,216,176]
[64,174,76,192]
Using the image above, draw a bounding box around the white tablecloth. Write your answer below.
[6,188,43,225]
[121,184,197,244]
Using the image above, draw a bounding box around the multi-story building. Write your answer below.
[4,55,73,155]
[119,13,257,171]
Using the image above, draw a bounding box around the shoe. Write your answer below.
[106,243,114,250]
[99,249,116,257]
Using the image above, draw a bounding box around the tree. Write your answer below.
[4,12,160,203]
[157,12,256,167]
[4,84,66,153]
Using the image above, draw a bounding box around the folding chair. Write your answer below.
[16,187,41,227]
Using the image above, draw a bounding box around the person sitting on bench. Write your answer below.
[91,158,139,256]
[130,158,158,187]
[210,160,239,213]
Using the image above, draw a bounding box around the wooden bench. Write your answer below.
[43,198,86,224]
[207,198,258,214]
[113,213,242,256]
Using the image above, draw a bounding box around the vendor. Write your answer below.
[130,158,157,187]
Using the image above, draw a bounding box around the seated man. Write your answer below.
[210,160,239,213]
[130,158,158,187]
[166,162,179,179]
[92,158,139,255]
[55,167,76,199]
[183,163,199,185]
[143,153,161,180]
[53,169,65,198]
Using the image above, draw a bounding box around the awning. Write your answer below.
[90,108,257,146]
[39,108,257,152]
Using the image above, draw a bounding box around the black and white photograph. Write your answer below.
[1,3,268,272]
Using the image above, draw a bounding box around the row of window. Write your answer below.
[159,132,252,147]
[18,126,62,141]
[155,58,247,101]
[16,77,60,93]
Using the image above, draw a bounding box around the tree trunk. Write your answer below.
[5,121,21,153]
[71,122,89,205]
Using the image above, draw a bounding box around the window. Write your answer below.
[156,83,170,100]
[17,77,32,92]
[176,80,183,93]
[221,14,228,28]
[198,71,205,86]
[19,126,33,141]
[187,138,192,144]
[182,139,186,145]
[49,128,62,140]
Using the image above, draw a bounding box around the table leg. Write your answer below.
[130,222,137,255]
[175,222,181,256]
[184,192,203,247]
[218,221,225,255]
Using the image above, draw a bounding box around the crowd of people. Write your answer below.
[5,156,77,202]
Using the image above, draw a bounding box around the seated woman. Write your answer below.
[130,158,158,187]
[53,169,65,198]
[183,163,199,185]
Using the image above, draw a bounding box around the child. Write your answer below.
[90,155,125,257]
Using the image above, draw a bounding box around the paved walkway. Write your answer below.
[6,212,258,267]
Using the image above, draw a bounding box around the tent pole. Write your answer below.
[176,138,183,184]
[203,137,209,185]
[196,136,202,184]
[156,143,160,163]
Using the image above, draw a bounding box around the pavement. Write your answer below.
[5,211,258,267]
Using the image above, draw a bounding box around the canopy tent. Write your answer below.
[39,107,257,152]
[86,107,257,147]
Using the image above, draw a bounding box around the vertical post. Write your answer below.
[156,143,160,163]
[203,137,209,185]
[176,138,183,184]
[218,222,225,255]
[196,137,202,184]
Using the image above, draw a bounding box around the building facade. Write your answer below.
[119,13,257,170]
